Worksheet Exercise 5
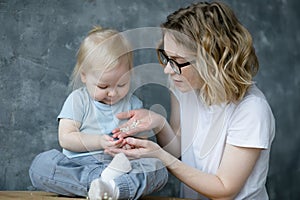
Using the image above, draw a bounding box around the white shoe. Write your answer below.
[88,178,118,200]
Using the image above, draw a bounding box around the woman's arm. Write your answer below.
[58,118,121,152]
[166,144,261,199]
[107,138,261,200]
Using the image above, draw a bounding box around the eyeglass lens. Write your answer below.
[158,50,181,74]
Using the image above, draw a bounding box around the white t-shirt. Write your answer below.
[173,85,275,200]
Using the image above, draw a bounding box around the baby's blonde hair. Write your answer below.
[70,26,133,89]
[161,2,258,105]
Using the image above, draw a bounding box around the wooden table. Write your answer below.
[0,191,191,200]
[0,191,79,200]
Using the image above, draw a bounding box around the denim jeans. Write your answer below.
[29,149,168,199]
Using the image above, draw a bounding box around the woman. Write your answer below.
[108,1,275,199]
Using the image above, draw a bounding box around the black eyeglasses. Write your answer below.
[156,49,194,74]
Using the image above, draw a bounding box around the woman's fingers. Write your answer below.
[112,119,147,138]
[112,108,165,140]
[105,147,140,159]
[125,137,146,147]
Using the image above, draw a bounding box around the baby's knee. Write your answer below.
[29,149,62,185]
[132,157,167,175]
[144,157,165,169]
[139,158,168,190]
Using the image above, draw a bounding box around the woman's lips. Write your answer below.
[173,79,182,83]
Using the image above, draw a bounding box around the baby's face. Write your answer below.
[81,57,131,105]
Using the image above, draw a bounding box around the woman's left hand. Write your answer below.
[105,137,162,159]
[111,109,166,139]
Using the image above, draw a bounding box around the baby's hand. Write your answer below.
[100,134,123,149]
[108,132,132,149]
[108,132,119,141]
[109,132,141,150]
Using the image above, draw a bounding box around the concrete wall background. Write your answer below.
[0,0,299,199]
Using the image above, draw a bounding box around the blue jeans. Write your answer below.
[29,149,168,199]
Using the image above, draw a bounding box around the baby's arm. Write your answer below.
[58,118,122,152]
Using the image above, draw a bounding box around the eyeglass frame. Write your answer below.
[156,48,195,75]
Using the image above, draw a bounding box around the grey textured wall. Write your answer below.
[0,0,299,199]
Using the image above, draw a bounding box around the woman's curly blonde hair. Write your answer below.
[161,1,259,105]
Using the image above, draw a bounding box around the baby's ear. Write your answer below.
[80,72,87,83]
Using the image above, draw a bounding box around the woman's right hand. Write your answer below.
[112,109,166,139]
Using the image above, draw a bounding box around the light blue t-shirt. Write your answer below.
[57,87,145,158]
